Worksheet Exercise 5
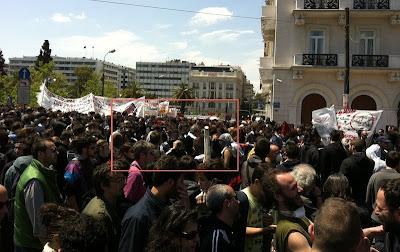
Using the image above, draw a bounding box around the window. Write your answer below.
[359,31,375,55]
[209,82,215,89]
[209,91,215,99]
[203,83,207,89]
[226,83,233,90]
[219,83,222,90]
[193,82,199,89]
[226,92,233,99]
[209,102,215,108]
[309,30,324,54]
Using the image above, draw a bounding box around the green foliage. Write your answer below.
[0,72,18,105]
[252,93,266,110]
[29,61,67,106]
[172,82,195,115]
[103,80,117,98]
[0,50,6,76]
[120,81,145,98]
[35,40,53,67]
[67,66,100,98]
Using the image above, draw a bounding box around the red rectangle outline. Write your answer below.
[110,98,240,173]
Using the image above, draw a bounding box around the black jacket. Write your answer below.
[119,189,166,252]
[340,152,374,205]
[320,141,347,183]
[277,159,301,172]
[300,143,321,173]
[199,215,239,252]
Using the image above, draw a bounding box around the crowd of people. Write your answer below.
[0,104,399,252]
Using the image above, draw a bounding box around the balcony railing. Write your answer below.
[353,0,390,9]
[352,55,389,67]
[302,54,338,66]
[304,0,339,9]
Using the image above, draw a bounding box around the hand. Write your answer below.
[173,140,182,150]
[263,225,277,234]
[196,191,207,205]
[263,213,274,226]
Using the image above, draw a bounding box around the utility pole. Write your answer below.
[343,7,350,109]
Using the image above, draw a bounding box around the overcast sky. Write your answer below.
[2,0,264,92]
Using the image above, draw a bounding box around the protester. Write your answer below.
[366,136,392,173]
[262,169,312,252]
[39,203,79,252]
[310,198,371,252]
[199,184,241,252]
[366,151,400,226]
[146,203,199,252]
[340,138,374,206]
[83,163,126,252]
[14,139,62,251]
[119,155,188,252]
[320,130,347,184]
[0,184,13,252]
[374,178,400,252]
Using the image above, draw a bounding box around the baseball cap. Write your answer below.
[376,136,391,143]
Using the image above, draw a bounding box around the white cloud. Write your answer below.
[200,30,254,41]
[190,7,233,26]
[51,13,71,23]
[52,30,165,67]
[50,12,86,23]
[154,24,172,29]
[169,42,188,50]
[181,29,198,36]
[74,12,86,20]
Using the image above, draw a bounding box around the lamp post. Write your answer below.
[102,49,116,97]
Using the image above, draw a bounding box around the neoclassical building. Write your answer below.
[260,0,400,128]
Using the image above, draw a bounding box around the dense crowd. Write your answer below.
[0,105,399,252]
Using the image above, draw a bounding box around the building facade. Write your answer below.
[260,0,400,128]
[189,65,246,116]
[135,59,194,98]
[8,56,135,91]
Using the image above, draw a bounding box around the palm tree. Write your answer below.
[120,81,145,98]
[172,82,195,116]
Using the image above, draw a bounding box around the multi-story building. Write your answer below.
[8,56,136,91]
[135,59,194,98]
[189,65,246,116]
[260,0,400,128]
[244,80,255,102]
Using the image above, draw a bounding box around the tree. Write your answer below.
[35,40,53,67]
[0,50,6,76]
[120,81,145,98]
[253,93,267,110]
[29,61,68,106]
[103,80,117,98]
[67,66,99,98]
[172,82,195,115]
[0,72,18,105]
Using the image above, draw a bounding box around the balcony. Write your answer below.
[302,54,338,66]
[304,0,339,9]
[352,55,389,67]
[353,0,390,9]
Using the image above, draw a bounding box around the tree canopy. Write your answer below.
[172,82,195,115]
[0,50,6,76]
[35,40,53,67]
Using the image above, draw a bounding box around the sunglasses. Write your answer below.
[0,200,11,209]
[180,231,198,240]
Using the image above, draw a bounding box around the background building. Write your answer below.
[136,59,194,98]
[189,65,246,116]
[260,0,400,128]
[8,56,135,91]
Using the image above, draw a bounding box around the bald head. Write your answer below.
[0,184,8,223]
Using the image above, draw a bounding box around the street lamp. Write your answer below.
[102,49,116,97]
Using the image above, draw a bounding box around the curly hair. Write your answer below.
[146,204,198,252]
[39,203,79,242]
[322,174,353,202]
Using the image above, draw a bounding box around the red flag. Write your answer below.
[281,121,291,136]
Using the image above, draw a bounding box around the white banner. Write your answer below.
[311,107,383,141]
[158,101,169,114]
[336,109,383,140]
[36,82,145,116]
[312,105,338,146]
